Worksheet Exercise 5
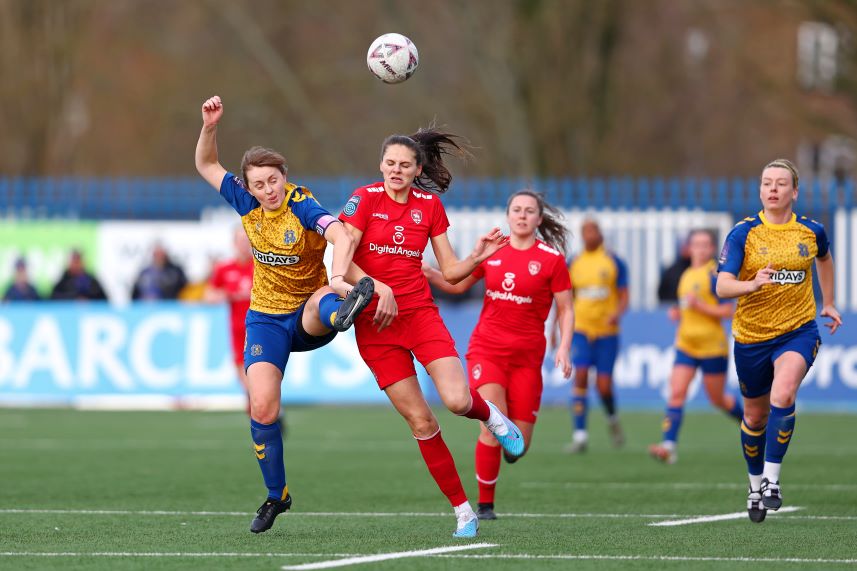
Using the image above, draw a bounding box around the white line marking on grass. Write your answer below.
[437,554,857,565]
[524,481,857,491]
[0,552,357,558]
[0,508,684,519]
[280,543,496,570]
[650,506,802,526]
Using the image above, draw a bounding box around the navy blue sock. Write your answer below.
[662,406,683,444]
[741,419,766,481]
[317,293,340,329]
[765,404,796,464]
[571,388,587,431]
[727,398,744,423]
[251,419,287,500]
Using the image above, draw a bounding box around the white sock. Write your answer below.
[454,501,474,518]
[573,429,588,442]
[486,406,509,436]
[763,461,781,483]
[749,473,763,492]
[662,440,676,451]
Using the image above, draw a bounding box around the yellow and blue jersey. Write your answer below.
[718,211,829,344]
[220,172,335,315]
[569,245,628,338]
[675,260,729,358]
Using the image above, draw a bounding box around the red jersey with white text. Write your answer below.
[209,259,254,333]
[467,240,571,367]
[339,183,449,314]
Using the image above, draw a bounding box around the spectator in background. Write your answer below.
[657,235,691,303]
[131,243,188,301]
[51,249,107,301]
[3,258,41,302]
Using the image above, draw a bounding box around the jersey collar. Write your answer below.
[758,210,796,230]
[264,183,299,219]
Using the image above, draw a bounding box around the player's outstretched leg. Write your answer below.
[483,400,525,458]
[332,276,374,332]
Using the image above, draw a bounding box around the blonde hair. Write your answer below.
[762,158,799,188]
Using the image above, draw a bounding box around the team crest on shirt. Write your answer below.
[501,272,516,292]
[393,225,406,245]
[528,261,541,276]
[797,243,809,257]
[284,230,296,245]
[410,209,423,224]
[472,363,482,380]
[250,344,263,356]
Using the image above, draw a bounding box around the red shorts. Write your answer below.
[230,324,246,367]
[355,305,459,389]
[466,353,543,424]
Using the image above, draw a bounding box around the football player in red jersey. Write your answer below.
[206,226,254,405]
[424,190,574,520]
[338,129,526,538]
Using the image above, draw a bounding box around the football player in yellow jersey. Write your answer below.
[649,229,742,465]
[195,96,375,534]
[566,219,628,452]
[717,159,841,523]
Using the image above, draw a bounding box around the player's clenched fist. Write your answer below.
[201,95,224,126]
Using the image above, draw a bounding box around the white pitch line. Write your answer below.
[437,554,857,565]
[524,481,857,491]
[0,552,358,558]
[650,506,803,526]
[0,508,683,519]
[280,543,497,570]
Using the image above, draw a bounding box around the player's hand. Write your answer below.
[685,293,699,309]
[201,95,224,127]
[470,227,509,264]
[751,263,775,292]
[373,281,398,332]
[821,304,842,334]
[667,305,680,321]
[607,312,621,326]
[555,350,573,379]
[328,275,350,298]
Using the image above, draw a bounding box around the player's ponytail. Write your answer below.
[507,190,570,255]
[381,126,471,194]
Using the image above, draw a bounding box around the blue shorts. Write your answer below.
[244,305,337,373]
[571,333,619,375]
[674,349,728,375]
[733,320,821,398]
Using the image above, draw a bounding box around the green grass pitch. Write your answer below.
[1,406,855,570]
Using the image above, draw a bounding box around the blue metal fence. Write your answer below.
[1,175,854,220]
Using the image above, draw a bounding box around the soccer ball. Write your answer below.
[366,33,419,84]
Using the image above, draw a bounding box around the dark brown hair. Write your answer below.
[506,190,569,255]
[380,126,470,194]
[241,146,287,187]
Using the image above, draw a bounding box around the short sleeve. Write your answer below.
[289,187,334,233]
[710,271,729,304]
[717,225,747,275]
[472,262,486,280]
[815,223,830,258]
[219,172,259,216]
[550,256,572,293]
[613,255,628,288]
[338,188,370,232]
[429,197,450,238]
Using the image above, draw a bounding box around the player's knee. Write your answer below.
[444,393,471,416]
[410,416,439,439]
[250,401,281,425]
[743,409,768,428]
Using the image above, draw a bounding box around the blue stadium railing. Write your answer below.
[1,175,853,220]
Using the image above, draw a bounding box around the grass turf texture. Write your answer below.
[0,407,855,570]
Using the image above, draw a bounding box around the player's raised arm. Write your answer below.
[430,228,509,285]
[195,95,228,190]
[421,262,479,295]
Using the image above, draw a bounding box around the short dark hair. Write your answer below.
[241,146,287,187]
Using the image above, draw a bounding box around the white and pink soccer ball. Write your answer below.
[366,33,419,84]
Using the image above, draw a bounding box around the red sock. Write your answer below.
[460,387,490,422]
[416,431,468,507]
[475,440,501,504]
